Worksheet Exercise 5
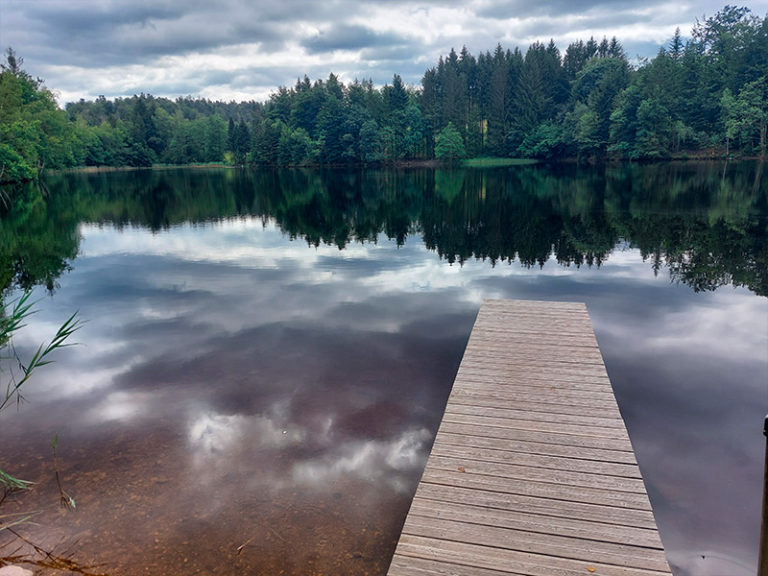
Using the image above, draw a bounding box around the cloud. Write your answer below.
[302,23,411,54]
[2,0,767,104]
[4,183,767,576]
[477,0,657,19]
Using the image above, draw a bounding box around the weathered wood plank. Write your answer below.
[386,299,671,576]
[400,515,670,572]
[440,412,630,440]
[455,372,615,392]
[428,442,643,479]
[471,319,597,337]
[437,421,637,454]
[389,555,513,576]
[411,483,660,530]
[457,361,610,377]
[394,536,671,576]
[482,298,586,310]
[447,391,624,416]
[424,454,648,494]
[420,467,653,510]
[450,385,622,408]
[443,403,627,430]
[405,498,666,549]
[463,342,605,359]
[434,430,638,464]
[466,332,600,346]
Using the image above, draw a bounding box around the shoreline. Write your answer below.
[2,154,763,185]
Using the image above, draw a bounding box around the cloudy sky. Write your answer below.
[2,0,767,106]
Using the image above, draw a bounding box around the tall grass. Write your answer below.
[0,292,80,492]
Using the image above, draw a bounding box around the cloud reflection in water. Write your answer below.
[3,199,766,576]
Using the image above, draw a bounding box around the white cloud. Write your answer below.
[4,0,766,104]
[78,219,376,268]
[292,427,432,493]
[645,292,768,363]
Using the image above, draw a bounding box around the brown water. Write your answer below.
[1,163,767,576]
[2,290,469,575]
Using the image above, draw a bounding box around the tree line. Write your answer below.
[1,5,766,183]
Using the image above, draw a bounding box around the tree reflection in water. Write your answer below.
[0,161,765,576]
[2,161,765,298]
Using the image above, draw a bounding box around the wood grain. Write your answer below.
[386,299,671,575]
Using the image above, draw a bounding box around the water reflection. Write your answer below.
[2,161,766,297]
[0,163,766,576]
[1,305,468,575]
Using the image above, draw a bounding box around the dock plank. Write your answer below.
[405,499,665,549]
[392,536,671,576]
[386,299,671,576]
[435,429,639,464]
[440,412,632,440]
[400,515,670,572]
[428,442,643,478]
[412,483,661,530]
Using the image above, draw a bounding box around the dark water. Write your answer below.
[0,163,766,575]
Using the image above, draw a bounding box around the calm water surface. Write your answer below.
[0,163,766,576]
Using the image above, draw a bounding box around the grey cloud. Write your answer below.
[359,42,427,62]
[4,0,291,70]
[302,23,410,54]
[67,21,283,68]
[356,0,466,5]
[623,39,676,60]
[199,69,244,88]
[225,65,338,92]
[476,0,646,19]
[22,0,195,34]
[225,59,426,96]
[3,0,766,104]
[473,0,738,21]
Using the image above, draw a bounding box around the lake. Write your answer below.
[0,162,766,576]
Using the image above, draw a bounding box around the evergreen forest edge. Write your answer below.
[1,5,767,185]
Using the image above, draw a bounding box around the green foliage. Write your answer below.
[0,294,81,571]
[2,6,767,173]
[0,143,36,182]
[0,468,33,492]
[278,126,317,165]
[0,49,79,182]
[461,157,537,167]
[517,122,568,159]
[569,58,631,157]
[0,292,80,412]
[359,119,383,162]
[0,183,80,292]
[435,122,466,160]
[722,76,768,155]
[0,291,80,494]
[635,99,673,158]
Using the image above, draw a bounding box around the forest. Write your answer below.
[0,5,766,183]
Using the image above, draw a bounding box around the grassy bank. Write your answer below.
[461,157,539,168]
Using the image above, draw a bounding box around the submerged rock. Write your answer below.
[0,567,34,576]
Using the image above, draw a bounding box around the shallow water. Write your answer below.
[1,163,766,575]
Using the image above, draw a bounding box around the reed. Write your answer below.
[0,292,80,490]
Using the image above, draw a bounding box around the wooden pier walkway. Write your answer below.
[387,299,672,576]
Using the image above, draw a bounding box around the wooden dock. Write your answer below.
[387,299,672,576]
